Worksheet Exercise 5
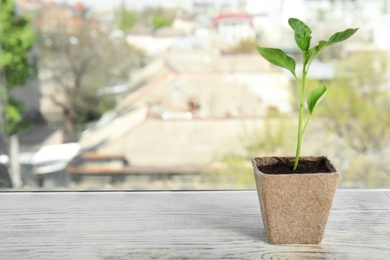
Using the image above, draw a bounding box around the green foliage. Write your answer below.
[307,28,358,65]
[132,7,174,33]
[5,101,21,133]
[302,51,390,187]
[307,84,327,115]
[5,97,30,134]
[256,17,358,170]
[118,2,137,31]
[288,18,312,51]
[256,47,296,78]
[149,15,174,32]
[317,51,390,153]
[0,0,35,87]
[0,0,35,135]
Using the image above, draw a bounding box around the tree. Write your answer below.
[318,51,390,153]
[149,15,174,32]
[0,0,35,153]
[139,7,174,32]
[117,1,137,32]
[39,21,144,142]
[316,51,390,187]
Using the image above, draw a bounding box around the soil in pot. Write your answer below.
[257,157,333,175]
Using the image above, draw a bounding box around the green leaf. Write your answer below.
[256,47,296,77]
[328,28,359,44]
[307,28,358,63]
[288,18,312,51]
[307,84,327,114]
[307,40,329,61]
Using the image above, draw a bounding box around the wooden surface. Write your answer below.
[0,190,389,259]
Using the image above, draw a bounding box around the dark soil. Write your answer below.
[256,157,333,175]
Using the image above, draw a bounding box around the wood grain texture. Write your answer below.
[0,190,389,260]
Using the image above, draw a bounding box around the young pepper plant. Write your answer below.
[257,18,358,171]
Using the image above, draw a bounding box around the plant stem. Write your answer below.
[293,55,308,171]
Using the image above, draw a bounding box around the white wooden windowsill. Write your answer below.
[0,189,389,259]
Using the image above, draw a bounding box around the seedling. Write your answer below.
[257,18,358,171]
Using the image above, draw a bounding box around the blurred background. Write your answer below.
[0,0,389,190]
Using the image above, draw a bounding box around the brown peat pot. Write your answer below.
[251,156,340,244]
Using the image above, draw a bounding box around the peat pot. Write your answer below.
[251,156,340,244]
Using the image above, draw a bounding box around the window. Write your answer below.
[1,0,389,191]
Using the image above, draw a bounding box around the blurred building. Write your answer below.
[38,2,87,33]
[16,0,88,33]
[212,12,256,45]
[77,49,291,170]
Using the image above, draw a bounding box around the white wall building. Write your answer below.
[212,12,256,45]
